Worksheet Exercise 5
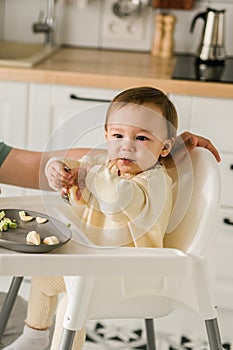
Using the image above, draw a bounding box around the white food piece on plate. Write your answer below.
[26,230,41,245]
[19,210,34,222]
[43,235,59,245]
[36,216,48,224]
[21,215,34,222]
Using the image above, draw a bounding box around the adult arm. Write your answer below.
[0,148,42,189]
[0,147,104,190]
[0,131,220,190]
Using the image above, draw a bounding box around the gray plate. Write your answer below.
[0,209,72,253]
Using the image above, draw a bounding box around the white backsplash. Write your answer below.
[0,0,232,54]
[0,1,4,40]
[56,0,102,47]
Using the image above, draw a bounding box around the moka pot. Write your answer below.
[190,7,226,63]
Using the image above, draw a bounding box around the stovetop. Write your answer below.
[172,54,233,83]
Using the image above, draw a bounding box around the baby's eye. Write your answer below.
[136,135,149,141]
[113,133,123,138]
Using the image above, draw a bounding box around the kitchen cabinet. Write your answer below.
[0,81,28,196]
[168,94,192,133]
[5,83,119,196]
[27,83,119,151]
[0,81,28,148]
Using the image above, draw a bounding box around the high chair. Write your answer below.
[58,147,222,350]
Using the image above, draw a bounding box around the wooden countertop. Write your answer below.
[0,47,232,99]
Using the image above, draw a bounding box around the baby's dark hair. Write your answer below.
[105,86,178,140]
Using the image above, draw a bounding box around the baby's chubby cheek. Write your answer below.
[137,149,159,171]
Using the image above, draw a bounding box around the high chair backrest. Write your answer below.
[164,148,220,256]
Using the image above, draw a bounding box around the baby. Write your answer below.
[47,86,177,247]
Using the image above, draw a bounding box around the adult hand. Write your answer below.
[163,131,221,169]
[180,131,221,163]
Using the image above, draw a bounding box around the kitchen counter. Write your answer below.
[0,47,232,99]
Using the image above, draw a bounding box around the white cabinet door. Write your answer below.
[168,94,192,134]
[169,94,233,153]
[189,96,233,153]
[216,207,233,282]
[219,153,233,208]
[27,83,119,151]
[0,81,28,148]
[27,83,52,151]
[0,81,28,196]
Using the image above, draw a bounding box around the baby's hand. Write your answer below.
[45,160,78,191]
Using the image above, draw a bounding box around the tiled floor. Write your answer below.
[83,319,148,349]
[0,276,30,301]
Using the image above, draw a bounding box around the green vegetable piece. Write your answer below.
[0,221,8,231]
[3,217,11,224]
[0,210,5,220]
[9,222,17,229]
[0,211,18,231]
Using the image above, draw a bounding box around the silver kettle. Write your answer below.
[190,7,226,63]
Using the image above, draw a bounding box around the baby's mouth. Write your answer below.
[120,158,134,164]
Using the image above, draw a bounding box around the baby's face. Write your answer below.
[105,104,171,175]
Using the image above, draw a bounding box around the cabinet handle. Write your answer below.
[70,94,112,103]
[223,218,233,226]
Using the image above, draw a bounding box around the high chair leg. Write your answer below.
[59,328,76,350]
[59,276,95,350]
[0,276,23,340]
[145,318,156,350]
[205,317,223,350]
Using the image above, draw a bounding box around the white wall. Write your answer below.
[2,0,102,48]
[3,0,54,44]
[0,0,5,40]
[0,0,233,54]
[2,0,102,47]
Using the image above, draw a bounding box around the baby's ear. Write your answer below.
[160,138,174,158]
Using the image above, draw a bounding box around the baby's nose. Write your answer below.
[121,139,136,151]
